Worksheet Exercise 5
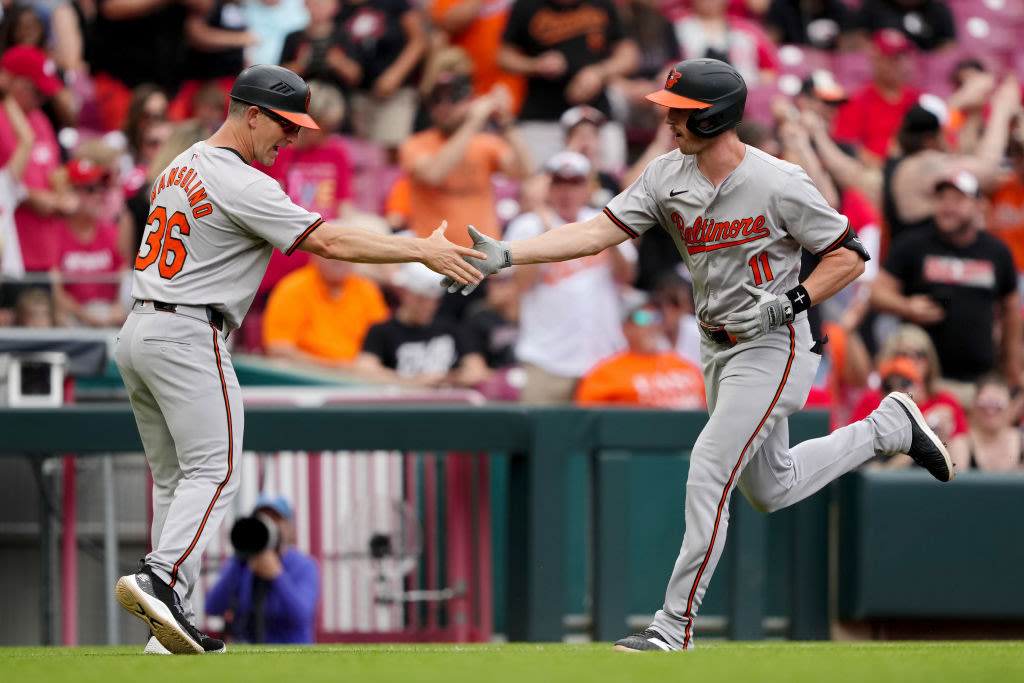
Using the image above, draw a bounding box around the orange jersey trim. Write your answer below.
[286,217,325,256]
[603,207,639,238]
[815,220,852,257]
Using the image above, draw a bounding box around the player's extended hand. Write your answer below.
[423,221,486,289]
[441,225,512,296]
[724,283,795,343]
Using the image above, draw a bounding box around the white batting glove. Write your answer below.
[723,283,795,343]
[440,225,512,295]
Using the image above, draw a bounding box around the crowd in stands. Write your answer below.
[1,0,1024,471]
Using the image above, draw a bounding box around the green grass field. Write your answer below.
[3,642,1023,683]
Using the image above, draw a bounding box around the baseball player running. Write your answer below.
[113,64,484,655]
[449,58,953,651]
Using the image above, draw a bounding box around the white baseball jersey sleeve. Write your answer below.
[604,146,850,324]
[131,142,323,331]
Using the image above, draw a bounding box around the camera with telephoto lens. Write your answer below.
[230,512,282,559]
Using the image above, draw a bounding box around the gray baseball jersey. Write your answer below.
[132,142,323,332]
[605,146,850,324]
[115,142,323,617]
[601,144,913,652]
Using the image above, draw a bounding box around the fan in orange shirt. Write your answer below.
[575,305,705,409]
[262,254,390,367]
[987,136,1024,277]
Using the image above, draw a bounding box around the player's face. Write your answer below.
[255,107,300,165]
[665,108,713,155]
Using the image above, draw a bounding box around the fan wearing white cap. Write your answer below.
[354,262,489,387]
[871,167,1021,401]
[505,150,636,404]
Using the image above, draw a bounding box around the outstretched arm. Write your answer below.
[509,211,630,265]
[300,220,484,286]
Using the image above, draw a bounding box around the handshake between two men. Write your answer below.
[441,226,513,296]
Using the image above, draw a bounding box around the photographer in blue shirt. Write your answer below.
[205,493,320,644]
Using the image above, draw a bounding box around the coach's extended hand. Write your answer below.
[442,225,513,295]
[724,283,795,343]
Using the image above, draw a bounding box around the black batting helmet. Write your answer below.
[646,59,746,138]
[230,64,319,130]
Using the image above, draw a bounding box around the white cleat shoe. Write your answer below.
[885,391,954,482]
[143,636,172,654]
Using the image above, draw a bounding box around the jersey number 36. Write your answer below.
[135,206,190,279]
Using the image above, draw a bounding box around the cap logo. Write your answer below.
[269,81,295,95]
[666,69,682,89]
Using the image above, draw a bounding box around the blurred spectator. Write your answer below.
[51,158,126,327]
[0,91,33,284]
[281,0,358,91]
[850,325,968,457]
[262,254,389,367]
[266,82,352,222]
[355,261,488,387]
[169,0,255,121]
[831,29,920,164]
[608,0,679,141]
[399,48,530,248]
[956,374,1024,472]
[90,0,188,131]
[12,287,56,327]
[429,0,526,113]
[669,0,778,86]
[575,303,705,408]
[50,0,96,78]
[499,0,638,172]
[205,493,319,644]
[854,0,955,52]
[808,74,1021,242]
[243,0,310,66]
[987,135,1024,283]
[0,2,47,51]
[461,268,522,399]
[0,46,72,275]
[870,170,1021,400]
[506,151,635,404]
[260,82,352,304]
[649,271,699,366]
[763,0,856,50]
[337,0,428,150]
[121,84,171,194]
[520,105,618,214]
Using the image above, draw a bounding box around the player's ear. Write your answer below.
[246,106,261,128]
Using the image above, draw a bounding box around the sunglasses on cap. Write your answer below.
[428,75,472,106]
[260,107,300,135]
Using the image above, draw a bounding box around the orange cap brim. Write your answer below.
[645,90,713,110]
[270,108,320,130]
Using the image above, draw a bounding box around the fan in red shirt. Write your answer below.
[51,159,126,327]
[848,325,969,469]
[832,29,920,164]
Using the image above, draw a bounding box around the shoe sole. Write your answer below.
[115,575,203,655]
[613,645,648,653]
[887,392,954,482]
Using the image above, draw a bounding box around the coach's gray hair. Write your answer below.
[228,98,252,119]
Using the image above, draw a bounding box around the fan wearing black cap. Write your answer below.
[871,168,1022,402]
[111,64,485,655]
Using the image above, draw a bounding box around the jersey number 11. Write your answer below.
[748,251,774,285]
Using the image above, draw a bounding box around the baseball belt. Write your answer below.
[134,299,225,331]
[698,321,737,346]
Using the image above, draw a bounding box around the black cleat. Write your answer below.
[116,565,223,654]
[886,392,954,482]
[613,628,677,652]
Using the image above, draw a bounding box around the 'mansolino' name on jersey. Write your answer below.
[150,161,214,220]
[670,213,769,254]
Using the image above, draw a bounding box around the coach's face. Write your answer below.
[666,108,713,155]
[249,106,299,166]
